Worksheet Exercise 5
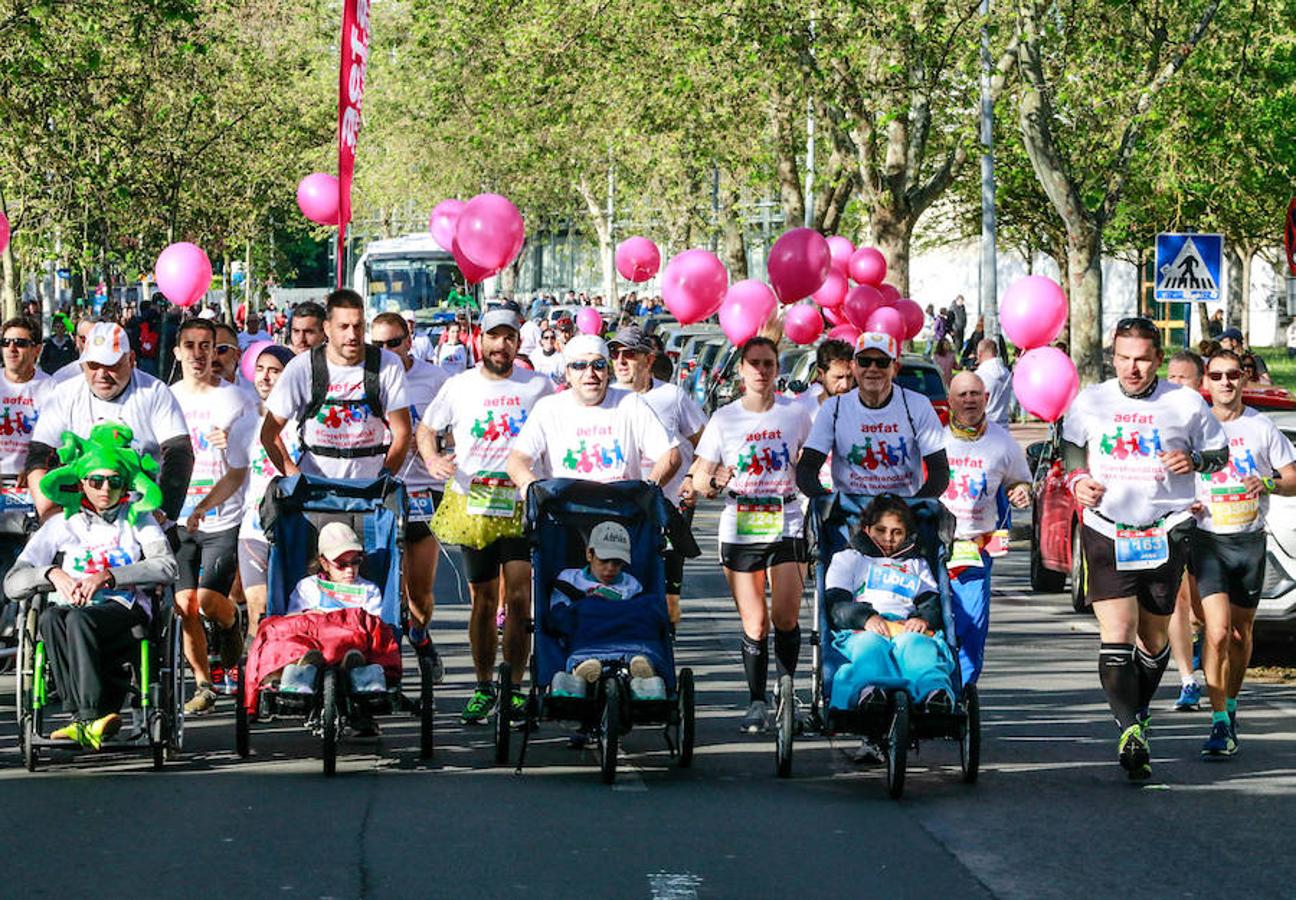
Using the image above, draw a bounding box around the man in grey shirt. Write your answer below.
[974,338,1013,425]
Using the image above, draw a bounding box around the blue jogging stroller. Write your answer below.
[499,479,696,784]
[781,494,980,798]
[233,473,435,775]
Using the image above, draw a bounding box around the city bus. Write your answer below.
[351,233,486,325]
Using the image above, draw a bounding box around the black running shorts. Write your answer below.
[462,536,530,584]
[1081,521,1193,616]
[1190,529,1266,610]
[720,538,808,574]
[176,526,240,595]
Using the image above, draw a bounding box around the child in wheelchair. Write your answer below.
[546,521,667,701]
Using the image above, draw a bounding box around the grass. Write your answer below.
[1253,347,1296,390]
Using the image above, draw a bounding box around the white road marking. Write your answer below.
[647,872,702,899]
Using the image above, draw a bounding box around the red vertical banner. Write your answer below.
[337,0,371,288]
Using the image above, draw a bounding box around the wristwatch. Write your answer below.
[1189,451,1203,472]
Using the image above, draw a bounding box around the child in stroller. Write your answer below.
[824,494,957,718]
[546,521,668,702]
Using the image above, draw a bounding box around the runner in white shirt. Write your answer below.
[940,371,1031,686]
[0,315,52,486]
[788,339,855,491]
[168,318,250,714]
[1062,317,1228,780]
[371,312,450,679]
[531,326,565,381]
[685,337,815,734]
[519,316,543,358]
[974,339,1014,425]
[1191,350,1296,758]
[436,322,469,376]
[261,290,412,482]
[418,301,554,724]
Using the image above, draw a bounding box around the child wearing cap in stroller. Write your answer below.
[546,521,668,701]
[824,494,957,715]
[243,521,401,721]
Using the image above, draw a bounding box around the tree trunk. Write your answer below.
[773,94,805,229]
[576,177,616,307]
[1239,246,1253,343]
[1225,248,1244,331]
[871,209,913,296]
[718,174,748,281]
[1,243,16,320]
[1066,225,1104,384]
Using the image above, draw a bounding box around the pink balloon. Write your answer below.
[865,306,906,345]
[827,323,862,345]
[155,242,213,307]
[0,212,9,254]
[451,234,497,285]
[811,271,848,309]
[896,298,925,340]
[615,236,661,283]
[719,280,778,345]
[428,199,466,252]
[848,247,887,286]
[1001,275,1068,350]
[767,227,831,304]
[826,236,855,277]
[662,249,728,325]
[455,193,525,271]
[823,305,845,326]
[240,340,277,383]
[1013,346,1079,423]
[783,304,824,345]
[843,284,884,330]
[877,283,902,307]
[576,307,604,335]
[296,173,339,226]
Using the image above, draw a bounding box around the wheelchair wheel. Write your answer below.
[600,678,621,785]
[775,673,794,779]
[886,692,910,800]
[677,667,695,768]
[235,657,250,759]
[321,668,339,777]
[493,662,511,766]
[21,714,38,772]
[418,655,435,760]
[960,683,981,784]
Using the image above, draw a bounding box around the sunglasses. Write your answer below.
[0,338,35,349]
[331,554,364,568]
[541,333,556,340]
[84,474,125,490]
[854,354,893,369]
[567,358,609,372]
[372,337,405,349]
[1116,316,1157,331]
[611,348,643,360]
[215,344,237,355]
[1207,369,1242,382]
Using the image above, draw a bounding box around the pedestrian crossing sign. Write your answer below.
[1154,233,1223,303]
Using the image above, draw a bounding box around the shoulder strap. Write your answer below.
[363,345,385,421]
[304,345,329,424]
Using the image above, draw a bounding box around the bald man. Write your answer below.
[940,371,1032,684]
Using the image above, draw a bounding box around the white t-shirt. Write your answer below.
[411,332,437,363]
[520,319,543,357]
[423,366,554,501]
[265,349,409,480]
[1195,407,1296,534]
[550,567,645,607]
[287,574,384,617]
[941,422,1032,539]
[532,349,565,380]
[0,369,52,476]
[394,358,449,492]
[515,389,676,484]
[18,511,166,616]
[825,548,939,620]
[1062,378,1227,536]
[976,357,1013,425]
[50,359,83,386]
[170,381,252,533]
[805,387,946,496]
[240,412,300,540]
[695,396,814,544]
[636,378,708,501]
[437,343,469,376]
[33,369,189,461]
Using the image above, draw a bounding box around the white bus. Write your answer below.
[351,233,487,324]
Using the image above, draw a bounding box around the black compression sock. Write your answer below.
[1099,643,1141,730]
[741,634,769,702]
[1134,644,1171,712]
[773,625,801,678]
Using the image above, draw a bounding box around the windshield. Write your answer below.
[897,363,948,400]
[366,256,462,320]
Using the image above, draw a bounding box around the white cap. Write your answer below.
[80,322,132,366]
[197,308,218,321]
[563,334,609,364]
[854,331,900,360]
[588,521,631,563]
[317,521,363,561]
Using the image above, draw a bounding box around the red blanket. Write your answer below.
[244,607,401,715]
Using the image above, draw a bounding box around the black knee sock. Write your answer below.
[1134,644,1171,713]
[1099,643,1141,730]
[773,625,801,677]
[741,635,769,702]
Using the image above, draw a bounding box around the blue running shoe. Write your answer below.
[1174,681,1202,711]
[1201,720,1237,759]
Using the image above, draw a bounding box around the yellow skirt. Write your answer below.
[430,488,524,550]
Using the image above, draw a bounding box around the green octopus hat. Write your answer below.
[39,422,163,525]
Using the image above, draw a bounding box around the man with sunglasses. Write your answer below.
[532,327,564,379]
[1191,351,1296,757]
[0,317,52,534]
[417,301,553,724]
[1061,317,1228,780]
[797,332,949,501]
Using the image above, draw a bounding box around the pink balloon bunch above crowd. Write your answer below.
[428,194,526,285]
[1003,275,1076,423]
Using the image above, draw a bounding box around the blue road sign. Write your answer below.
[1155,233,1223,303]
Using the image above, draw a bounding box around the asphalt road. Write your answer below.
[3,504,1296,899]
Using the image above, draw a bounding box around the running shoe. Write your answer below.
[1202,720,1237,758]
[739,699,768,734]
[630,676,666,700]
[184,683,218,715]
[1118,723,1152,781]
[1174,681,1202,711]
[461,687,497,725]
[1136,707,1152,734]
[852,738,885,765]
[550,671,587,698]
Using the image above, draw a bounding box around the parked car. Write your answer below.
[640,314,678,336]
[682,337,728,403]
[672,330,725,383]
[662,324,720,364]
[1257,410,1296,639]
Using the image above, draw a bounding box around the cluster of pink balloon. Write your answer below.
[428,194,526,285]
[1003,276,1077,422]
[154,242,214,308]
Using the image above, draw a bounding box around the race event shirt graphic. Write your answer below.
[941,425,1031,539]
[172,381,251,532]
[16,513,166,613]
[0,370,50,476]
[288,575,384,617]
[515,389,674,486]
[241,415,300,538]
[824,548,939,620]
[1195,407,1295,535]
[805,388,945,496]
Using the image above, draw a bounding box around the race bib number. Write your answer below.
[315,579,369,610]
[181,480,215,519]
[949,540,985,571]
[0,483,33,512]
[736,496,784,540]
[1207,485,1258,531]
[467,471,518,518]
[985,529,1011,558]
[408,489,438,523]
[1115,524,1169,572]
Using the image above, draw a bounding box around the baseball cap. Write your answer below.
[81,322,132,366]
[563,334,609,363]
[1219,328,1244,342]
[854,331,900,360]
[480,301,523,334]
[608,324,649,352]
[256,343,294,368]
[317,521,364,561]
[588,521,632,563]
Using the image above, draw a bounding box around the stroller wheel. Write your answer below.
[775,674,794,779]
[600,678,621,785]
[419,655,436,760]
[235,659,250,759]
[321,669,339,777]
[21,714,38,772]
[677,668,695,769]
[494,662,512,766]
[960,683,981,784]
[886,692,909,800]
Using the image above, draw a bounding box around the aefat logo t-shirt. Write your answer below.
[806,388,945,496]
[941,423,1032,538]
[1195,407,1296,534]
